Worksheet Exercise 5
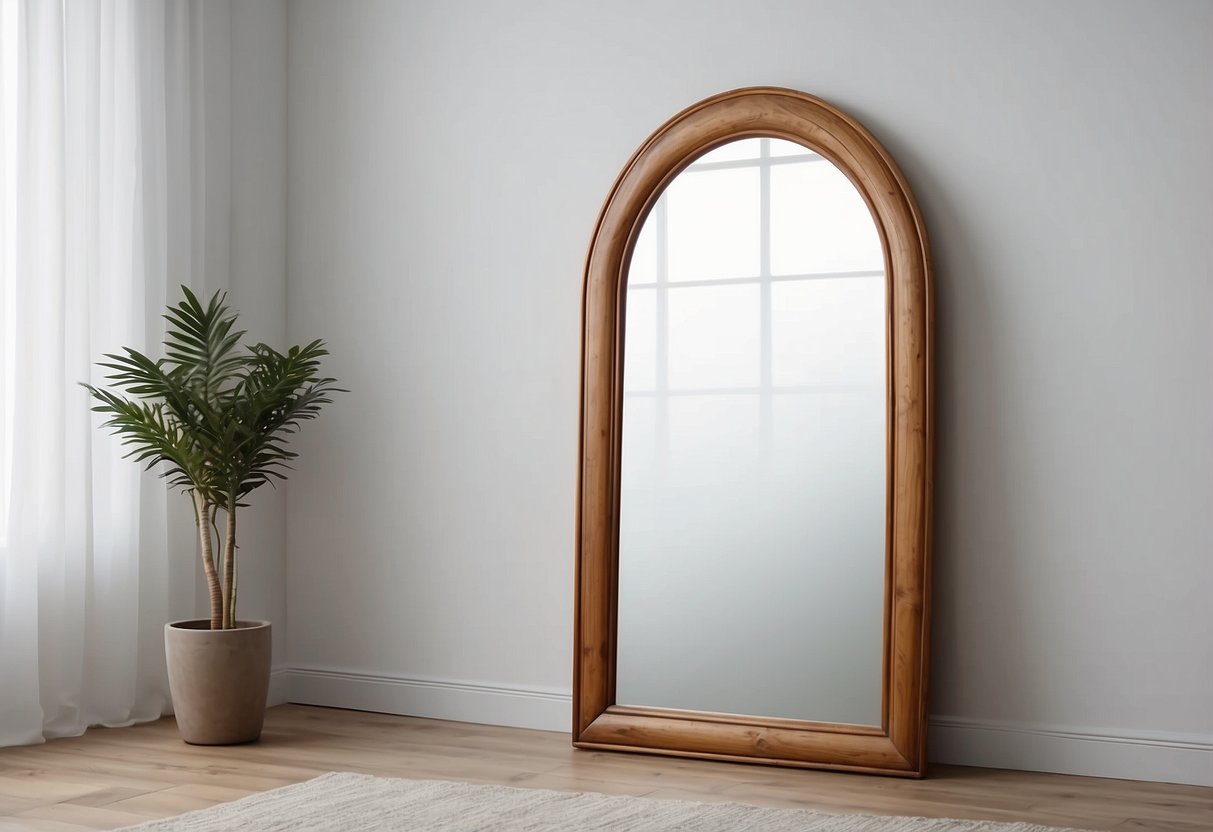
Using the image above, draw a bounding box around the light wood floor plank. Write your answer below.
[11,804,155,829]
[0,705,1207,831]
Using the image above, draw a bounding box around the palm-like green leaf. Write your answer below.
[226,341,345,499]
[162,286,247,402]
[82,386,210,493]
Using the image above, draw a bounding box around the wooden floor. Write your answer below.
[0,705,1208,831]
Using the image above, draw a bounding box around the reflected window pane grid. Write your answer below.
[667,167,760,283]
[619,138,887,726]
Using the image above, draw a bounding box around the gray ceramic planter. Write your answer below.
[165,619,271,745]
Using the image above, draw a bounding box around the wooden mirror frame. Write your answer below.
[573,87,933,777]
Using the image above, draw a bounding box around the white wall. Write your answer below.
[282,0,1213,785]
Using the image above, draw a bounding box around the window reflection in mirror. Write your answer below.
[616,138,886,726]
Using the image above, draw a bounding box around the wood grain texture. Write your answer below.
[574,87,934,775]
[0,707,1209,831]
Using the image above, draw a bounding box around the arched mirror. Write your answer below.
[574,88,933,776]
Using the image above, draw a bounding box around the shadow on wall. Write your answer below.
[868,125,1043,730]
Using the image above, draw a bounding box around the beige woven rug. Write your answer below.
[116,771,1081,831]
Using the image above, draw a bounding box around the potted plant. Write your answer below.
[84,286,341,744]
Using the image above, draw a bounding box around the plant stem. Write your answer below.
[192,491,223,630]
[222,502,236,629]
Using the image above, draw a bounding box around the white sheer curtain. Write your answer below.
[0,0,208,746]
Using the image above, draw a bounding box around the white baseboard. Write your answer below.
[267,665,291,707]
[929,715,1213,787]
[283,666,570,732]
[277,667,1211,786]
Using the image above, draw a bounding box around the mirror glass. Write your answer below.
[615,137,887,726]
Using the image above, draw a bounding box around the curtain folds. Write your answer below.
[0,0,207,746]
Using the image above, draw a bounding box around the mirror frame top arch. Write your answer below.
[574,87,933,777]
